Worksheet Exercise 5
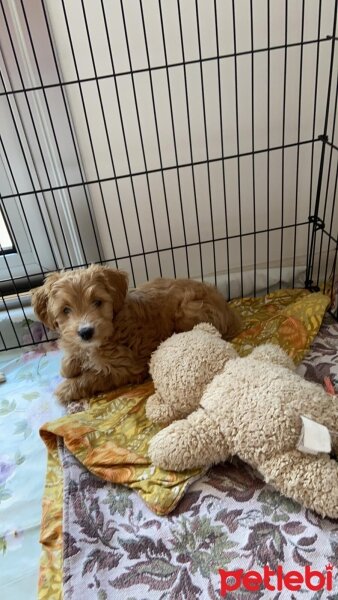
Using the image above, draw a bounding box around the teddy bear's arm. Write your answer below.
[148,407,231,471]
[146,391,202,424]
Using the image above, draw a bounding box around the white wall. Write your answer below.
[1,0,337,295]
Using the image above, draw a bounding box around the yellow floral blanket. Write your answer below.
[38,289,330,599]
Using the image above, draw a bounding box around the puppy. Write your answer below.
[31,265,240,403]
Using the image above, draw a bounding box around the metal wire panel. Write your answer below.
[0,0,337,350]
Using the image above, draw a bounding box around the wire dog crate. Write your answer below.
[0,0,338,351]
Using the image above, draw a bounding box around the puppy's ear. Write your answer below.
[31,272,62,330]
[100,267,129,313]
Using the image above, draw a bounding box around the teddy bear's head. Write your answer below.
[146,323,239,424]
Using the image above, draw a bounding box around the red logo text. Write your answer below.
[219,564,334,596]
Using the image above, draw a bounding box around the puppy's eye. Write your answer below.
[94,299,102,308]
[63,306,71,315]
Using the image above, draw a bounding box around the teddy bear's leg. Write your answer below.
[146,393,185,424]
[259,450,338,519]
[148,408,230,471]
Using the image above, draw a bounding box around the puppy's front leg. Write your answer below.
[55,368,134,404]
[60,354,83,378]
[55,372,112,404]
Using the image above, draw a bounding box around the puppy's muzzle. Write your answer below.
[78,326,94,341]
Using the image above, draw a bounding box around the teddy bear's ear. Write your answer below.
[193,323,222,337]
[250,344,295,370]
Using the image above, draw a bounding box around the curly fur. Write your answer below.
[31,265,240,403]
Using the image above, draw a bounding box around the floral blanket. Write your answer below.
[0,342,64,600]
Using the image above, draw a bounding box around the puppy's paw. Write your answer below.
[55,379,80,404]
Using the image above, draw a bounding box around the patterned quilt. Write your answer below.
[61,448,338,599]
[37,289,338,599]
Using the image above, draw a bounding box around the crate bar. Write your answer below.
[306,0,338,289]
[0,37,331,99]
[20,0,73,269]
[250,0,257,296]
[292,0,305,287]
[266,0,271,293]
[158,0,190,277]
[306,0,323,276]
[138,0,176,277]
[177,0,203,279]
[231,0,244,296]
[280,0,288,288]
[195,0,217,286]
[214,0,230,298]
[1,139,319,201]
[316,70,338,287]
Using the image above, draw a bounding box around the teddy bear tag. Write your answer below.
[297,416,331,455]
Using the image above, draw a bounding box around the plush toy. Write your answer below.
[147,324,338,519]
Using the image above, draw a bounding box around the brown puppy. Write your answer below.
[31,265,240,403]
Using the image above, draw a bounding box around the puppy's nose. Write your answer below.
[78,326,94,341]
